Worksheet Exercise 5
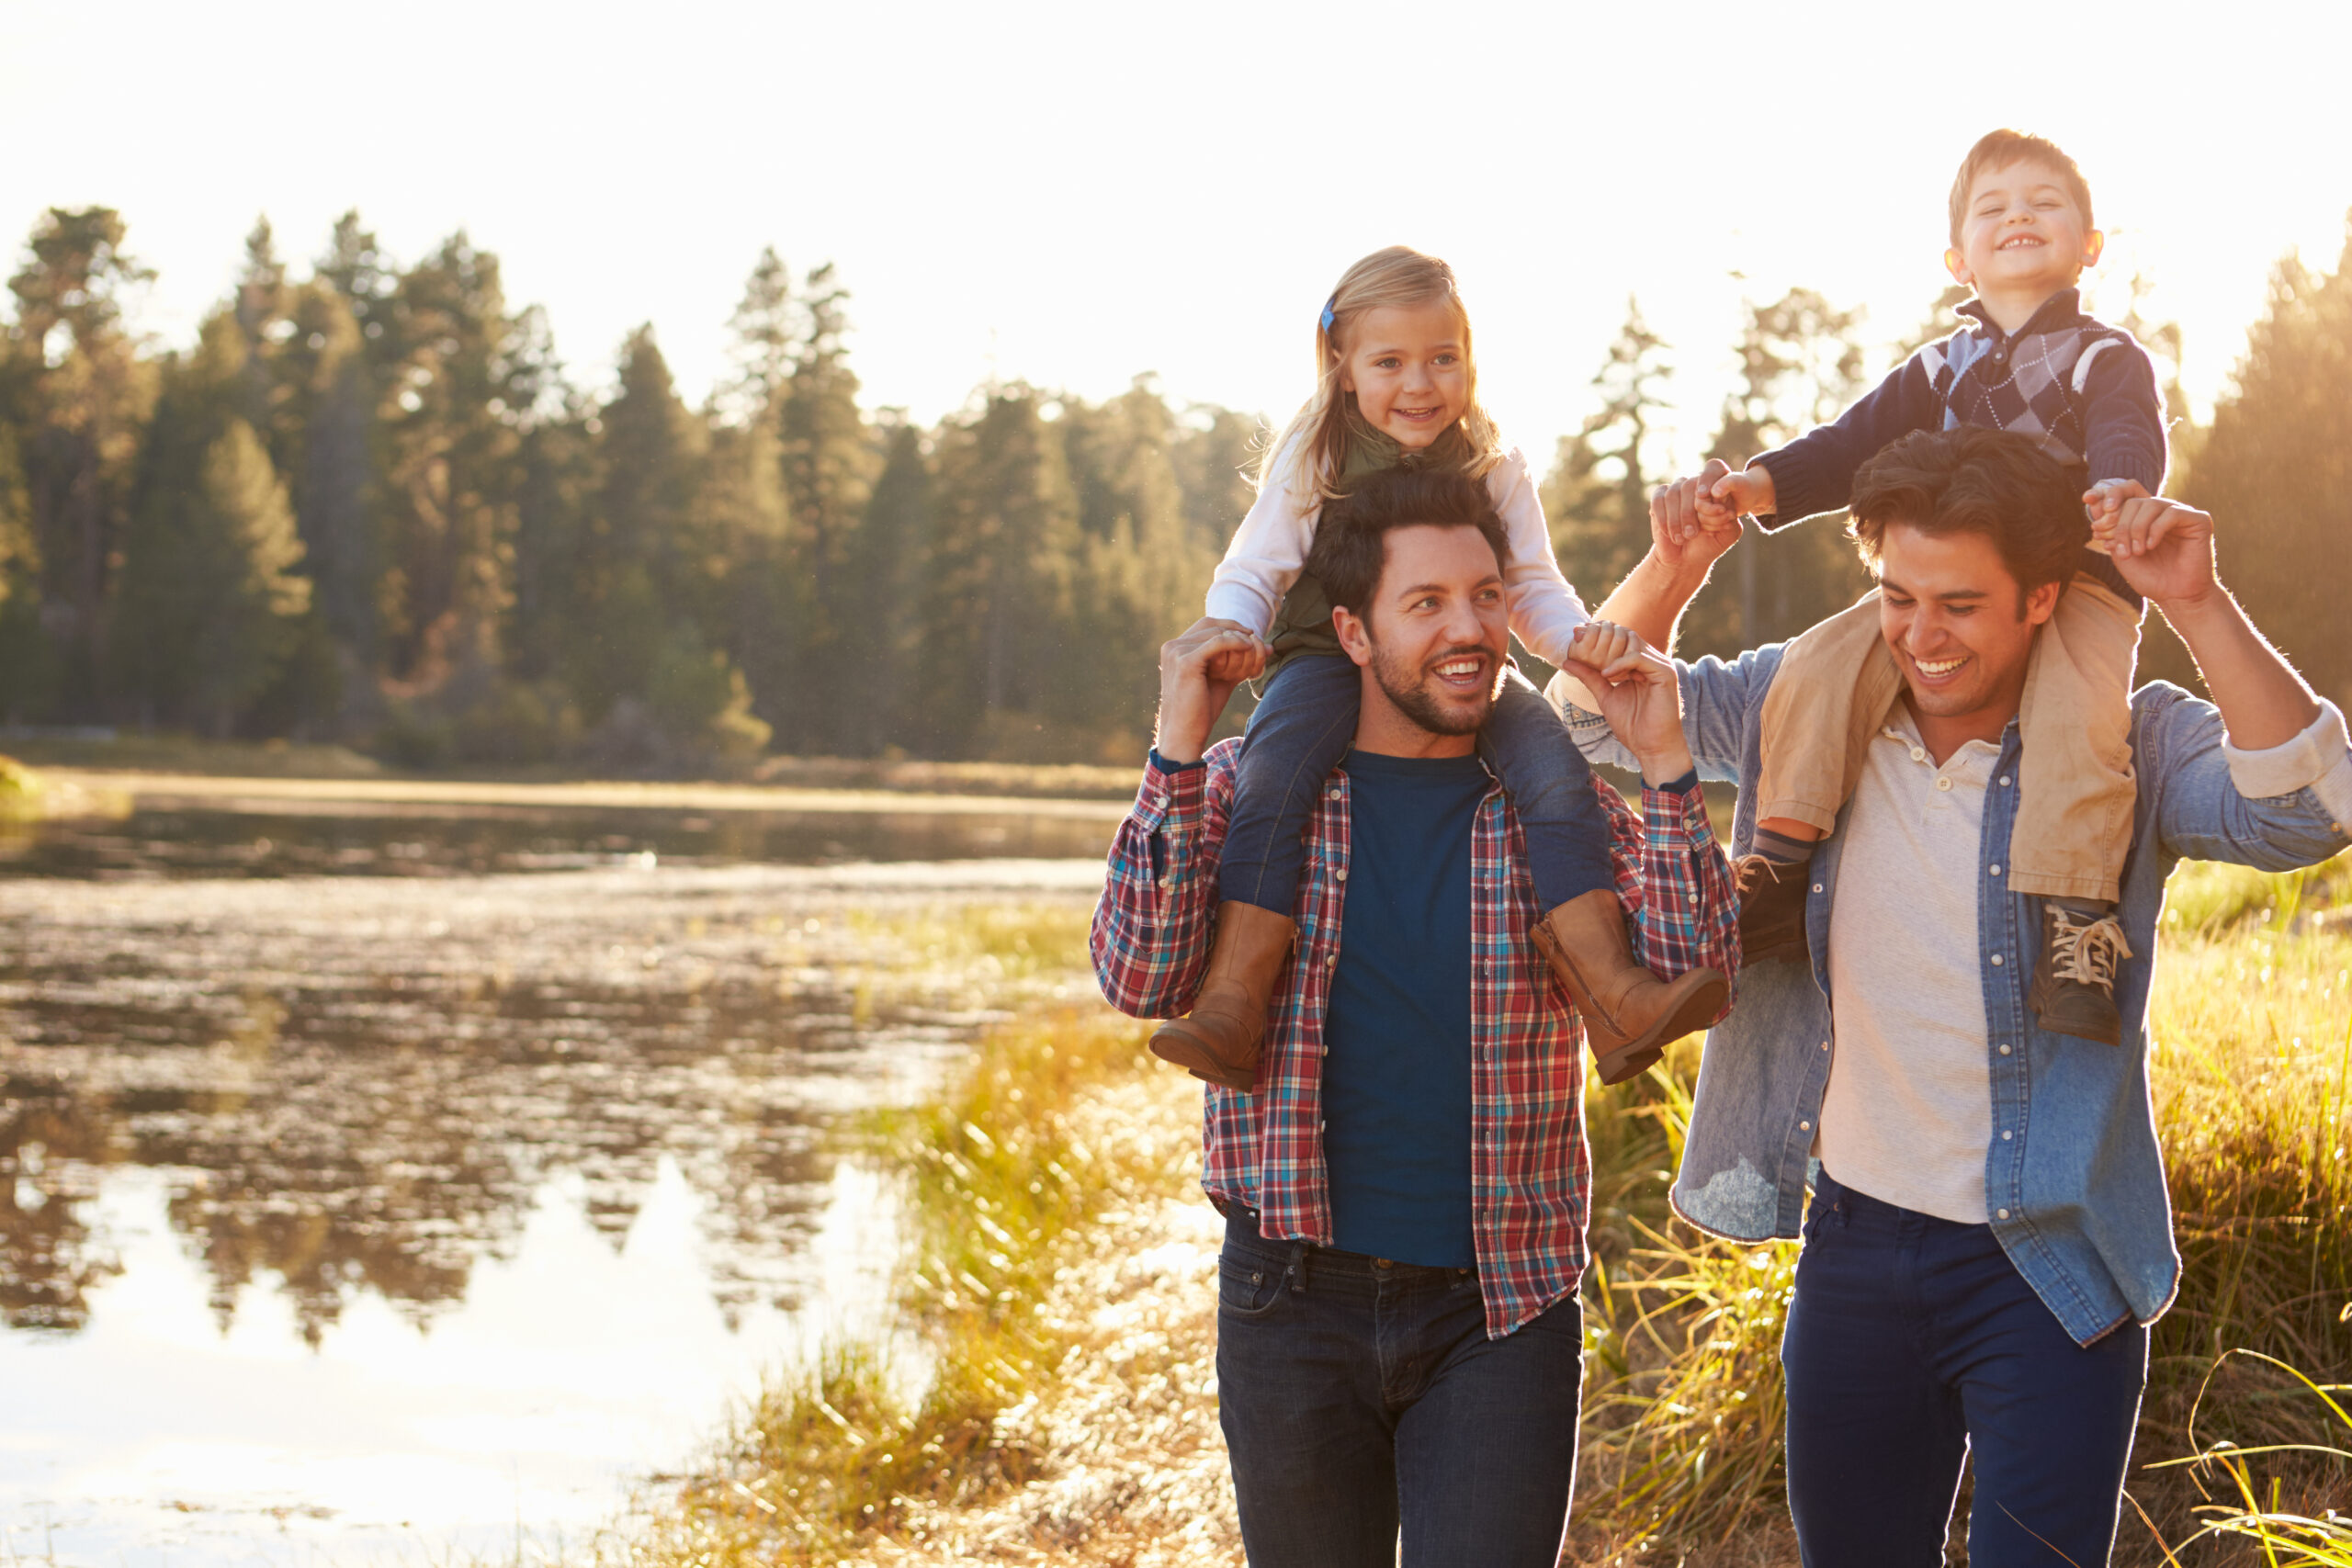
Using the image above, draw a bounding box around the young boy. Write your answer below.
[1679,128,2166,1044]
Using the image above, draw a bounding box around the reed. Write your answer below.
[615,998,1178,1566]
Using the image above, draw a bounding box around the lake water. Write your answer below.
[0,803,1112,1567]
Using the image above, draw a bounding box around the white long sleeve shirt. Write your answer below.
[1202,442,1591,667]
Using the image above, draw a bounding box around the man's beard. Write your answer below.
[1369,637,1500,736]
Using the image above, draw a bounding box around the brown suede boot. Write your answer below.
[2028,903,2131,1046]
[1533,888,1730,1086]
[1732,853,1813,967]
[1148,902,1297,1090]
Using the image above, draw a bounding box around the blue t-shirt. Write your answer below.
[1321,749,1485,1267]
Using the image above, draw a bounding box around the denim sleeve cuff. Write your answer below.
[1148,748,1205,775]
[2223,700,2352,828]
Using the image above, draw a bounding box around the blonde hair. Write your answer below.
[1256,246,1506,502]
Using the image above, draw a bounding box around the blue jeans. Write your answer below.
[1220,653,1613,916]
[1781,1169,2148,1567]
[1214,1208,1586,1568]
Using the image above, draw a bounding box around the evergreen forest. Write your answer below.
[2,206,2346,773]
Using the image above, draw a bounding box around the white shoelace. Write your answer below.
[2050,908,2132,992]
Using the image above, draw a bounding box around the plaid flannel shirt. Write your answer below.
[1091,740,1740,1338]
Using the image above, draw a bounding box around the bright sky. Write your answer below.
[5,0,2346,474]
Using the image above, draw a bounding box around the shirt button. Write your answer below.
[1798,1120,1812,1132]
[1989,864,2002,876]
[1820,1041,1831,1051]
[1328,788,1342,800]
[2002,1130,2013,1140]
[1686,892,1698,905]
[1936,776,1954,792]
[1325,953,1338,967]
[1909,746,1927,761]
[1999,775,2013,787]
[1157,876,1170,890]
[1334,868,1348,881]
[1996,1208,2011,1220]
[1999,1043,2013,1055]
[1812,883,1824,894]
[1991,953,2005,966]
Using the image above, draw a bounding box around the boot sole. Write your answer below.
[1593,973,1730,1086]
[1148,1023,1259,1091]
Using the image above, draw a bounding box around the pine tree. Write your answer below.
[1545,299,1672,612]
[773,262,877,751]
[373,231,526,686]
[842,416,931,755]
[6,207,159,710]
[918,386,1080,757]
[2177,222,2352,709]
[573,325,704,718]
[1057,378,1209,755]
[1682,288,1874,658]
[110,316,311,734]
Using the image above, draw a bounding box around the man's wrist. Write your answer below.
[1638,744,1696,787]
[2153,580,2229,637]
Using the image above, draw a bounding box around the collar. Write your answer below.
[1953,286,2085,343]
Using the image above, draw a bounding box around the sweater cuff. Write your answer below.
[1747,449,1819,532]
[2224,700,2352,828]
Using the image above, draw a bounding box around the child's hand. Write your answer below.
[1195,617,1270,682]
[1706,465,1775,528]
[2082,479,2150,556]
[1564,619,1647,687]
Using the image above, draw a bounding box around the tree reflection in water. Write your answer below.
[0,849,1099,1346]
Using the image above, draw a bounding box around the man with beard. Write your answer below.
[1091,466,1739,1566]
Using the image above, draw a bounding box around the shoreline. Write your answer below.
[26,768,1133,822]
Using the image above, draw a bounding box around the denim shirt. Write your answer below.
[1564,644,2352,1345]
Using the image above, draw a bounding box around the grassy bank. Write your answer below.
[0,753,132,823]
[623,866,2349,1568]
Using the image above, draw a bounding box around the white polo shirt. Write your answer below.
[1820,708,2002,1224]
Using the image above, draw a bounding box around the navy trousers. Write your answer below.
[1214,1208,1586,1568]
[1219,652,1614,917]
[1781,1169,2149,1567]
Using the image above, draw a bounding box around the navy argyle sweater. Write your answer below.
[1753,288,2166,535]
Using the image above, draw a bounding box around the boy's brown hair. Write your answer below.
[1949,130,2095,244]
[1309,467,1511,622]
[1847,428,2087,604]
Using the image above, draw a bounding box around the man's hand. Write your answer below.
[2108,494,2218,613]
[2082,478,2150,556]
[1558,621,1693,785]
[1155,617,1270,762]
[1649,461,1749,575]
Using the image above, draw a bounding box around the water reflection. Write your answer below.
[0,822,1106,1566]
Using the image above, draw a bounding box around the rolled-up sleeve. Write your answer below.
[1091,748,1227,1018]
[2222,700,2352,831]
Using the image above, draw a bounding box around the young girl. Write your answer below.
[1147,245,1718,1090]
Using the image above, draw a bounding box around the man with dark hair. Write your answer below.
[1091,467,1738,1567]
[1585,427,2352,1567]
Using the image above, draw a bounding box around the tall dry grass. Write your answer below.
[621,864,2349,1567]
[1567,860,2352,1566]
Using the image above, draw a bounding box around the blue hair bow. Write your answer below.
[1319,295,1337,333]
